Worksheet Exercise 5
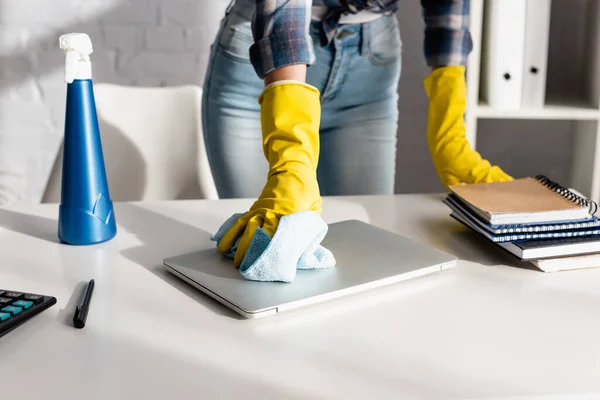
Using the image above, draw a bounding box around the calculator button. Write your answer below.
[0,312,10,322]
[23,294,44,304]
[4,292,23,300]
[1,306,22,316]
[0,298,12,306]
[13,300,33,310]
[0,291,5,297]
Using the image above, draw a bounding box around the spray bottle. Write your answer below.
[57,33,117,245]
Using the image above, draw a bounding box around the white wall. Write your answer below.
[0,0,229,203]
[0,0,579,203]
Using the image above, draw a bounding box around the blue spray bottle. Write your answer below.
[57,33,117,245]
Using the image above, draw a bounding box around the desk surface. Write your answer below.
[1,194,599,399]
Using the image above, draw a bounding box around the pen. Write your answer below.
[73,279,94,329]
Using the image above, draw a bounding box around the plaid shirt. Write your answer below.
[249,0,473,78]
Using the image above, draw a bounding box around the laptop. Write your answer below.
[163,219,457,319]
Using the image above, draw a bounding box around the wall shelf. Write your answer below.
[475,102,600,120]
[467,0,600,204]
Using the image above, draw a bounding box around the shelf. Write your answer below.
[467,0,600,204]
[475,101,600,120]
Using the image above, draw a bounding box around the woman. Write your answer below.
[203,0,512,266]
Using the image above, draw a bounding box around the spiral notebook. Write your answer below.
[443,194,600,236]
[444,195,600,242]
[450,209,600,260]
[448,175,598,225]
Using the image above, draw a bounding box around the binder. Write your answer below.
[480,0,527,109]
[521,0,552,108]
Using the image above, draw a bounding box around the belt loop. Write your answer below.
[360,22,369,56]
[319,21,329,46]
[321,9,341,46]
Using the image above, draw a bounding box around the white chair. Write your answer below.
[42,83,219,203]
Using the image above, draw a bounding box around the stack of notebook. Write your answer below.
[443,175,600,272]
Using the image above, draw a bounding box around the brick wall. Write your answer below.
[0,0,229,203]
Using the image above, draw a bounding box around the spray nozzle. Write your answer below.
[59,33,93,84]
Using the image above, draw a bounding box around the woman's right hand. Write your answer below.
[217,80,323,268]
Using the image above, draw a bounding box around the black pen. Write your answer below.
[73,279,94,329]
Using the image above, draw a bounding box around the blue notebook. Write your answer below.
[449,210,600,260]
[444,194,600,236]
[446,196,600,243]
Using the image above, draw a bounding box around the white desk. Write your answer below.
[1,195,600,399]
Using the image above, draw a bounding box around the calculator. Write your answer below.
[0,289,57,338]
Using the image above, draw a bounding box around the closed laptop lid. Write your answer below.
[163,220,457,317]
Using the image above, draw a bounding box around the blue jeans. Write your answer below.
[202,1,401,198]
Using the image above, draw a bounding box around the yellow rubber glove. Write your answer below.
[217,81,322,267]
[424,65,513,188]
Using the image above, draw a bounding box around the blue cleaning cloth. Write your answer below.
[211,210,336,283]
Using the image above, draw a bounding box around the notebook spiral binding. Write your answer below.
[535,175,599,215]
